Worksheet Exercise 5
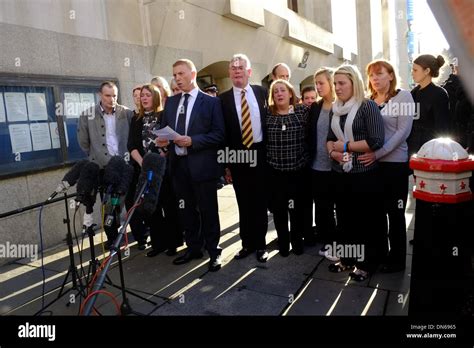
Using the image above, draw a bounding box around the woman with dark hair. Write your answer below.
[359,59,415,273]
[327,65,385,281]
[408,54,450,155]
[266,79,309,256]
[127,84,183,257]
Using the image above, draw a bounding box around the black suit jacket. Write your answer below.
[219,85,268,151]
[161,91,225,182]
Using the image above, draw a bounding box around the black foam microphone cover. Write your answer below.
[76,161,100,207]
[137,152,166,215]
[63,159,89,186]
[104,155,135,195]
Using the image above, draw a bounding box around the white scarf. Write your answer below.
[331,97,361,172]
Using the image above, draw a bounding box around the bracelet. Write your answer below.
[328,150,335,159]
[344,141,349,153]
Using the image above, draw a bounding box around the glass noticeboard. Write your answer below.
[0,75,111,178]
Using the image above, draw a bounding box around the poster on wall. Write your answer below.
[0,93,5,123]
[8,124,32,153]
[50,122,69,149]
[26,93,48,121]
[79,93,96,115]
[5,92,28,122]
[30,123,52,151]
[63,93,80,118]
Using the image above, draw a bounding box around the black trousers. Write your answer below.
[268,167,305,253]
[333,169,385,272]
[172,156,221,258]
[311,169,336,245]
[379,162,409,267]
[230,144,268,250]
[302,167,316,242]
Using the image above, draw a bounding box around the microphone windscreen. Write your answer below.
[117,164,135,194]
[103,156,126,189]
[62,159,89,186]
[77,162,100,197]
[142,152,166,179]
[139,152,167,215]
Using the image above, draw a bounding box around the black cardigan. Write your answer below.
[127,110,163,165]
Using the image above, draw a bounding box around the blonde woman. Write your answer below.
[326,65,385,281]
[266,79,309,256]
[306,68,337,258]
[151,76,172,106]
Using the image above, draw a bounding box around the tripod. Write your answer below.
[34,193,87,315]
[82,186,157,316]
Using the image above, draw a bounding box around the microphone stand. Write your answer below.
[82,179,156,316]
[34,192,87,315]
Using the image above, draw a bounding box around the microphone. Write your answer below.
[102,156,135,227]
[136,152,166,215]
[76,161,100,214]
[47,159,89,201]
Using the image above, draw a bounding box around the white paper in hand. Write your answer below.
[152,126,181,140]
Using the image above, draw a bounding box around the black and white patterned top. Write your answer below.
[266,104,309,171]
[141,111,161,152]
[327,99,385,173]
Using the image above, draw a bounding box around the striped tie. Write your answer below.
[241,89,253,148]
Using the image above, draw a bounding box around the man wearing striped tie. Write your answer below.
[219,54,269,262]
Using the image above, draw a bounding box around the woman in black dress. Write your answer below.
[127,84,183,257]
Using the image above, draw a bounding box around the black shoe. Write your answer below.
[234,248,254,260]
[146,249,162,257]
[279,250,289,257]
[166,248,177,256]
[209,255,222,272]
[256,250,269,263]
[173,251,204,265]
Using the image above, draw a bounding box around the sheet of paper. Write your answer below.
[64,93,80,118]
[79,93,95,114]
[152,126,181,140]
[9,124,32,153]
[26,93,48,121]
[50,122,69,148]
[30,123,52,151]
[5,92,28,122]
[0,93,5,122]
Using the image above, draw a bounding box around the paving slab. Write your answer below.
[285,278,388,316]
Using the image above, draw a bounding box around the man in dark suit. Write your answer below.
[156,59,225,272]
[219,54,269,262]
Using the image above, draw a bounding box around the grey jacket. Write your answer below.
[77,103,132,168]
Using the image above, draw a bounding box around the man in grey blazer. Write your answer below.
[77,81,133,246]
[78,81,132,168]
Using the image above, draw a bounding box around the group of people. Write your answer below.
[77,52,472,277]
